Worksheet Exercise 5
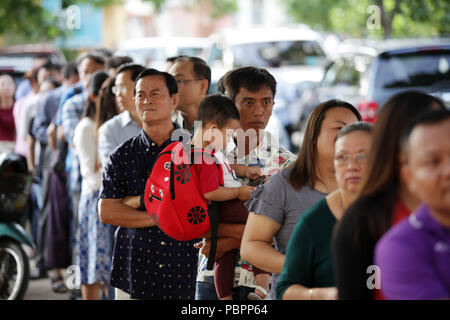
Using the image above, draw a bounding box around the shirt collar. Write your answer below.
[119,110,135,127]
[411,204,450,235]
[139,122,183,150]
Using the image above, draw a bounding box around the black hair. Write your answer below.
[116,63,146,82]
[32,62,61,84]
[97,77,118,131]
[166,55,187,63]
[41,77,61,89]
[173,56,211,92]
[91,48,113,58]
[62,62,79,80]
[76,51,106,67]
[223,66,277,102]
[197,93,240,128]
[335,121,373,143]
[134,68,178,96]
[82,70,110,119]
[38,61,62,73]
[290,99,362,190]
[400,109,450,159]
[106,56,134,70]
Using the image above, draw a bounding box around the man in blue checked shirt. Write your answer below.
[59,52,105,276]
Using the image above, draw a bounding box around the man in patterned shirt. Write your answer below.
[195,67,296,300]
[98,69,199,300]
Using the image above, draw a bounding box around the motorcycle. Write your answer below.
[0,152,34,300]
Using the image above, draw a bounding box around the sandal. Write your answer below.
[51,276,69,294]
[248,286,270,300]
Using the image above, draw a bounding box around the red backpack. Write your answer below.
[144,142,223,244]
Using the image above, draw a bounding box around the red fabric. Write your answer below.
[373,197,411,300]
[192,161,220,195]
[144,142,223,241]
[391,198,411,226]
[0,107,15,141]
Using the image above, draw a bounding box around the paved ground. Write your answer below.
[24,276,71,300]
[22,245,71,300]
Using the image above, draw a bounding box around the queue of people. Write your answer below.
[1,50,448,301]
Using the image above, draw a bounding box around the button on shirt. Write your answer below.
[99,128,199,300]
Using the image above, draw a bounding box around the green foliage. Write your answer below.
[0,0,60,44]
[0,0,238,44]
[203,0,237,18]
[279,0,450,38]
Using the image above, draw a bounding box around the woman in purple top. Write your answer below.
[375,110,450,300]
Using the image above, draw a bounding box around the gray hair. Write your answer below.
[335,121,373,144]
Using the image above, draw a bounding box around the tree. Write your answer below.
[279,0,450,39]
[0,0,237,45]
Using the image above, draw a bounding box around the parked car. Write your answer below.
[293,40,377,130]
[360,38,450,122]
[207,26,329,151]
[294,38,450,131]
[0,44,66,87]
[115,36,210,70]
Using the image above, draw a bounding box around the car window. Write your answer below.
[232,40,326,68]
[0,55,35,73]
[322,55,370,87]
[375,50,450,89]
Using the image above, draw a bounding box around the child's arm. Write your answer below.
[231,164,263,180]
[203,185,255,202]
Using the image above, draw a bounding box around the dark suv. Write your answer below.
[295,38,450,127]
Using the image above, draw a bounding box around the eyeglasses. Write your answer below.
[175,79,201,87]
[112,85,130,96]
[334,152,368,166]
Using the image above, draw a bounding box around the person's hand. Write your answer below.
[238,185,255,201]
[325,287,338,300]
[47,123,57,150]
[194,237,237,261]
[56,125,65,142]
[122,196,141,209]
[246,166,262,180]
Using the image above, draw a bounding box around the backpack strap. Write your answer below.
[206,201,219,270]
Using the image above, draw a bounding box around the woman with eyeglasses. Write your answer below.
[332,91,446,300]
[276,122,373,300]
[241,99,362,299]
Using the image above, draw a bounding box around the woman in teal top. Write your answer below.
[277,122,373,300]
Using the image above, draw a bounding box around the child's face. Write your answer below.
[205,119,241,151]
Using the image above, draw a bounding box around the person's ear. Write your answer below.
[88,92,96,103]
[171,92,180,111]
[203,122,218,143]
[200,79,209,95]
[400,160,413,192]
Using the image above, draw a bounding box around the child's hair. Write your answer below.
[197,93,240,128]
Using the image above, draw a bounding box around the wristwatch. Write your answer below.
[139,194,146,211]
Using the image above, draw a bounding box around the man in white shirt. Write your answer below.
[168,56,211,132]
[98,63,145,167]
